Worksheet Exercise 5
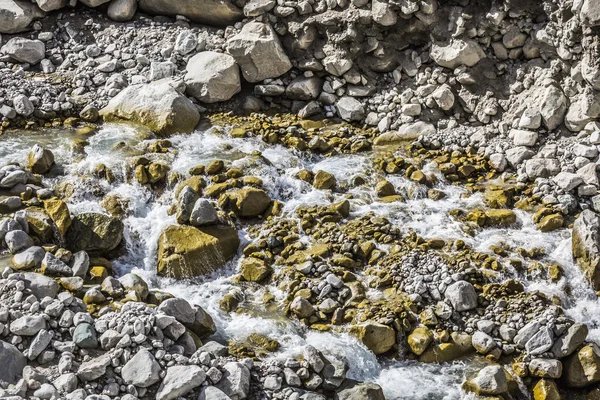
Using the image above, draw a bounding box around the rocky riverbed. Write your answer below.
[1,0,600,399]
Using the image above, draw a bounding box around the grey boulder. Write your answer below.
[1,37,45,64]
[121,349,161,387]
[184,52,241,103]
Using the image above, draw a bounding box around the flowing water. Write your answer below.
[1,123,599,399]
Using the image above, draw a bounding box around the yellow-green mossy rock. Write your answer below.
[229,188,271,217]
[240,257,272,282]
[313,170,336,190]
[408,326,434,355]
[349,322,396,355]
[157,225,240,278]
[533,379,561,400]
[563,345,600,388]
[43,198,71,236]
[66,213,124,255]
[26,207,54,242]
[537,213,564,232]
[466,209,517,228]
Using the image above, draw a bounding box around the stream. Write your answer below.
[1,122,599,399]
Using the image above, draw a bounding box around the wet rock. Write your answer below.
[240,257,272,282]
[572,210,600,290]
[563,345,600,387]
[190,199,219,227]
[334,380,385,400]
[184,52,241,103]
[27,144,54,174]
[43,198,71,236]
[313,170,336,190]
[349,323,396,355]
[463,365,507,395]
[66,213,124,255]
[138,0,242,26]
[226,21,291,82]
[228,188,271,217]
[0,340,27,384]
[100,79,200,136]
[407,326,433,355]
[157,225,240,278]
[122,349,161,387]
[176,186,199,225]
[444,280,477,311]
[290,296,314,319]
[1,37,45,64]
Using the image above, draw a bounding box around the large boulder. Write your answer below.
[138,0,242,26]
[430,38,485,69]
[572,210,600,290]
[35,0,66,11]
[215,362,250,400]
[28,145,54,174]
[228,188,271,217]
[0,340,27,384]
[184,52,241,103]
[66,213,124,255]
[121,349,161,387]
[226,22,292,83]
[157,365,205,400]
[563,345,600,387]
[157,225,240,278]
[1,37,45,64]
[0,0,44,33]
[349,323,396,355]
[100,79,200,136]
[107,0,137,21]
[334,381,385,400]
[444,280,478,311]
[463,365,508,395]
[581,0,600,27]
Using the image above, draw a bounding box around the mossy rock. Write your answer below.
[229,188,271,217]
[407,326,433,356]
[349,322,396,355]
[466,209,517,228]
[483,187,514,208]
[66,213,124,256]
[157,224,240,279]
[286,243,331,264]
[313,170,336,190]
[26,207,54,243]
[43,198,72,236]
[537,213,564,232]
[240,257,272,282]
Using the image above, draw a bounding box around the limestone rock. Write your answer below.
[334,381,385,400]
[184,52,241,103]
[215,362,250,400]
[107,0,137,21]
[35,0,66,11]
[228,188,271,217]
[0,0,44,34]
[28,145,54,174]
[1,37,45,64]
[336,97,365,122]
[138,0,242,26]
[430,39,485,69]
[444,280,478,311]
[100,79,200,136]
[122,349,161,387]
[563,345,600,387]
[463,365,507,395]
[157,225,240,278]
[66,213,124,255]
[572,210,600,290]
[349,323,396,355]
[226,22,292,83]
[0,340,27,384]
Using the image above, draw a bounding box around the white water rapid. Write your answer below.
[1,123,598,399]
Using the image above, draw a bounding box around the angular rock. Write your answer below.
[226,22,292,83]
[107,0,137,21]
[157,225,240,278]
[349,323,396,355]
[563,345,600,387]
[66,212,124,255]
[228,188,271,217]
[100,79,200,136]
[122,349,161,387]
[463,365,507,395]
[0,0,44,33]
[184,52,241,103]
[215,362,250,400]
[138,0,242,26]
[336,97,365,122]
[0,340,26,384]
[1,37,45,64]
[552,323,588,358]
[156,365,206,400]
[444,280,477,311]
[12,246,45,270]
[190,199,219,227]
[430,39,485,69]
[334,381,385,400]
[10,314,46,335]
[572,210,600,290]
